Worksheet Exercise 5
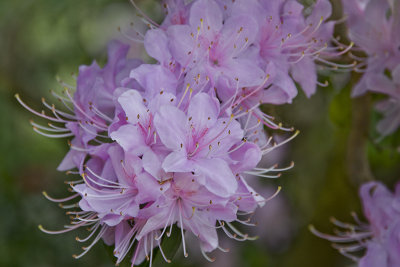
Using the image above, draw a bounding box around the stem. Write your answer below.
[346,93,374,186]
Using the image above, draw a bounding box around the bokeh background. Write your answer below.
[1,0,399,266]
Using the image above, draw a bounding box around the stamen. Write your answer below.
[118,26,145,43]
[217,246,230,253]
[226,222,257,241]
[89,104,113,122]
[188,142,200,157]
[42,191,79,203]
[201,248,215,262]
[38,219,91,235]
[262,130,300,155]
[75,223,100,242]
[177,83,191,108]
[179,201,188,257]
[85,166,122,186]
[130,0,160,27]
[149,232,154,267]
[317,80,329,87]
[82,172,125,190]
[15,94,65,123]
[73,226,107,259]
[131,239,142,267]
[155,203,176,241]
[32,126,74,138]
[157,239,172,263]
[309,225,372,242]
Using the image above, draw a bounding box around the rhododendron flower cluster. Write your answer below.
[159,0,345,105]
[311,181,400,267]
[343,0,400,136]
[15,0,345,265]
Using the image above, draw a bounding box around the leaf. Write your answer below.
[152,225,182,266]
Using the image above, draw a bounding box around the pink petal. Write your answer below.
[110,124,147,155]
[162,151,194,173]
[230,142,262,173]
[291,58,317,98]
[167,24,194,65]
[195,158,237,197]
[154,105,187,150]
[130,64,178,98]
[189,0,223,33]
[188,93,220,132]
[117,90,148,125]
[144,29,171,64]
[220,15,259,57]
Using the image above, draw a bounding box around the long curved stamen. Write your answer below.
[244,171,281,179]
[131,239,142,267]
[259,186,282,203]
[73,226,108,259]
[130,0,160,27]
[32,127,74,138]
[41,98,76,121]
[233,103,261,120]
[118,26,145,43]
[82,172,125,190]
[42,191,79,203]
[219,221,248,241]
[157,238,172,263]
[78,122,109,137]
[15,94,65,123]
[38,218,92,235]
[156,203,176,241]
[232,74,270,108]
[75,223,100,243]
[89,104,113,123]
[262,130,300,155]
[309,225,372,243]
[30,121,69,133]
[178,201,189,257]
[201,248,215,262]
[226,222,258,241]
[85,166,122,187]
[64,89,108,128]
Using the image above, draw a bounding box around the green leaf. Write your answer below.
[152,225,182,266]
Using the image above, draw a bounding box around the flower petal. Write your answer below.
[188,93,220,132]
[194,158,237,197]
[117,90,148,125]
[144,29,171,64]
[162,151,194,173]
[189,0,223,33]
[291,58,317,98]
[154,105,187,150]
[110,124,147,155]
[130,64,178,98]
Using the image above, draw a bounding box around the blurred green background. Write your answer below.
[0,0,399,266]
